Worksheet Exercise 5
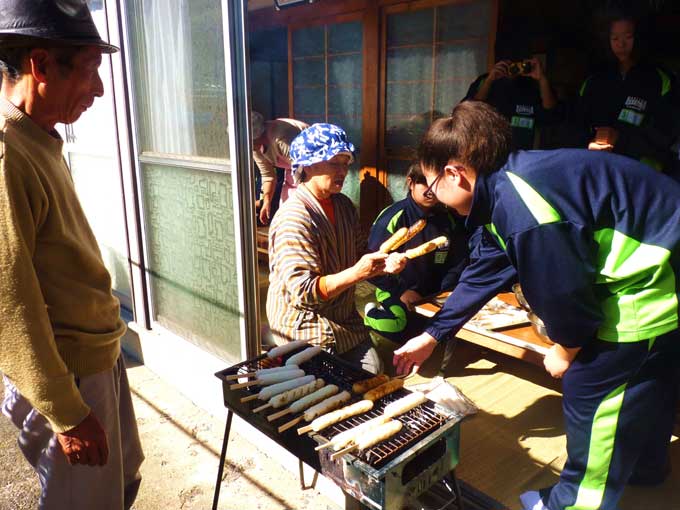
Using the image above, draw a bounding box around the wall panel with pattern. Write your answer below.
[142,164,241,360]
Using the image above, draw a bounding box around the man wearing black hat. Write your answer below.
[0,1,143,508]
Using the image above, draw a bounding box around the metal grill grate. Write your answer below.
[317,393,448,466]
[224,350,368,393]
[217,349,451,468]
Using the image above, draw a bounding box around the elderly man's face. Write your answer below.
[46,45,104,124]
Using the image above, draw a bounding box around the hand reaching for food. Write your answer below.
[384,252,407,274]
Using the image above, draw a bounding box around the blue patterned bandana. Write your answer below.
[290,123,355,182]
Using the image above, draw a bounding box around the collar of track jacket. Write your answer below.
[290,123,355,182]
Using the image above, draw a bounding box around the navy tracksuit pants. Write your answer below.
[542,330,679,510]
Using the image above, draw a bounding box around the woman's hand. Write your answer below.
[393,332,437,375]
[353,252,388,282]
[321,252,387,299]
[399,289,423,311]
[489,60,510,81]
[385,252,407,275]
[526,57,545,81]
[259,197,272,225]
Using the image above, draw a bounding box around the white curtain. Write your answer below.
[142,0,196,155]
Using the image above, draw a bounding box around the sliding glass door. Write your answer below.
[123,0,252,361]
[381,0,493,198]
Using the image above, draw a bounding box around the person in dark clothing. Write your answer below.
[576,10,679,172]
[363,163,469,343]
[393,101,680,510]
[463,37,561,151]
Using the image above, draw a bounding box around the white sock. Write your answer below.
[519,490,549,510]
[364,302,378,315]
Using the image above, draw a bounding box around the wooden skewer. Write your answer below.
[230,379,260,390]
[278,416,303,433]
[330,445,356,461]
[240,394,258,403]
[297,424,313,435]
[224,371,256,381]
[251,402,272,413]
[314,441,332,451]
[267,407,291,422]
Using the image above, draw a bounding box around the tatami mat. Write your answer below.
[257,276,678,509]
[409,342,680,510]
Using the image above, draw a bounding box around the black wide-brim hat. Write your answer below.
[0,0,118,53]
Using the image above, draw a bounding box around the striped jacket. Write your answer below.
[266,184,369,353]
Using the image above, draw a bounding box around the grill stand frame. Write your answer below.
[210,411,464,510]
[315,417,462,509]
[211,350,465,510]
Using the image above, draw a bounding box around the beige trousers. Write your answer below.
[2,356,144,510]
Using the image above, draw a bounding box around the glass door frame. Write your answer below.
[109,0,260,362]
[59,0,135,314]
[377,0,498,195]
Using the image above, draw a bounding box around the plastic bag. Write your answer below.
[408,376,478,418]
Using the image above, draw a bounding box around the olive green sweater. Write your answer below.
[0,99,125,433]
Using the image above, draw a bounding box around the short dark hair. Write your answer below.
[494,31,531,62]
[0,45,81,84]
[603,6,645,61]
[405,162,426,186]
[0,47,31,83]
[418,101,512,176]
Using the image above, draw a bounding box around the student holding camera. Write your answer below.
[463,36,561,150]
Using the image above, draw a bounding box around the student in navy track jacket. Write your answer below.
[364,163,469,343]
[394,100,680,510]
[576,9,679,172]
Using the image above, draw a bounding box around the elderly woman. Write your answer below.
[266,124,404,374]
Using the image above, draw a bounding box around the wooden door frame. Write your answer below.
[377,0,498,207]
[249,0,498,225]
[286,9,383,225]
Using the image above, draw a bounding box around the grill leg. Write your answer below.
[212,410,233,510]
[298,458,319,490]
[445,470,464,510]
[343,494,364,510]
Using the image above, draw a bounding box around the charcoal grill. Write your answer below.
[212,347,464,510]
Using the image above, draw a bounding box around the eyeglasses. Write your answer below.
[423,165,465,199]
[423,171,443,199]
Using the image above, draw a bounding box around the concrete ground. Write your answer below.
[0,359,339,510]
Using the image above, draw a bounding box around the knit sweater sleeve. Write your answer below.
[0,151,89,433]
[253,150,276,184]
